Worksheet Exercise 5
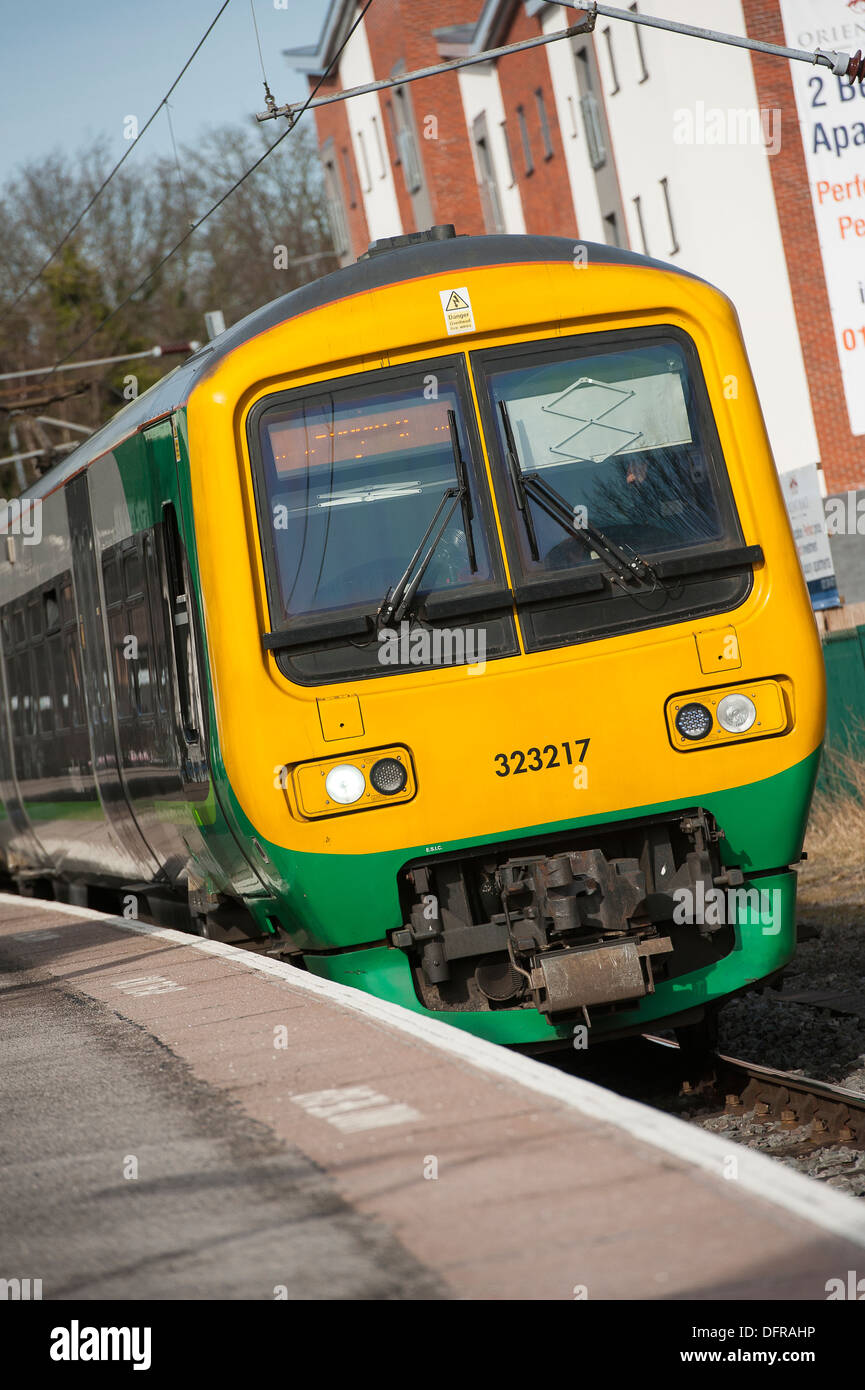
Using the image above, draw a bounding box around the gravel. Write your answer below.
[694,910,865,1195]
[714,916,865,1090]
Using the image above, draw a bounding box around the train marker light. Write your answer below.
[675,702,713,741]
[324,763,365,804]
[717,692,757,733]
[370,757,408,795]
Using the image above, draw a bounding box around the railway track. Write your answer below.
[645,1035,865,1149]
[548,1031,865,1186]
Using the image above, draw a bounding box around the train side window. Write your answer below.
[103,558,123,608]
[27,600,41,641]
[162,502,199,744]
[127,601,154,717]
[12,607,25,647]
[143,530,169,714]
[60,577,75,624]
[51,634,70,730]
[68,637,85,728]
[108,606,134,721]
[20,651,36,737]
[43,587,60,634]
[124,545,144,599]
[11,657,24,738]
[37,645,55,734]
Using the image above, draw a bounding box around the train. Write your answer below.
[0,226,825,1048]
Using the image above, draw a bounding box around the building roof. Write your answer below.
[282,0,357,76]
[432,23,477,46]
[283,0,536,75]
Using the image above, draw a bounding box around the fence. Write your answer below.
[815,602,865,793]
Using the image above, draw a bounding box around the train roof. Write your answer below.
[25,231,699,500]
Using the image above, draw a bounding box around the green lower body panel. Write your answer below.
[230,751,819,1047]
[237,747,821,953]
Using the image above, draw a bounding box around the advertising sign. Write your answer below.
[779,0,865,435]
[781,463,840,608]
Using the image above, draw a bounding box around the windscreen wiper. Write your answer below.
[498,400,657,592]
[377,415,478,628]
[499,400,539,561]
[522,471,659,591]
[376,493,463,629]
[448,409,478,576]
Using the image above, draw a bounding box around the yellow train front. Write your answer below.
[188,227,825,1046]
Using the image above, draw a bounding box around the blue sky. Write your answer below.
[0,0,331,186]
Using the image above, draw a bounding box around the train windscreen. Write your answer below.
[478,337,730,574]
[253,364,494,627]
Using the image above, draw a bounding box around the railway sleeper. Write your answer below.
[724,1077,865,1146]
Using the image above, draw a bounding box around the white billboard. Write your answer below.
[779,0,865,436]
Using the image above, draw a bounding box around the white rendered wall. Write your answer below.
[457,63,527,234]
[585,0,819,474]
[338,8,404,243]
[542,3,607,243]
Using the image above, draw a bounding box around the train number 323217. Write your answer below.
[493,739,590,777]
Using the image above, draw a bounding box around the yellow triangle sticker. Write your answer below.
[439,285,475,335]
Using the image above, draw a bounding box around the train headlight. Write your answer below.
[717,692,757,734]
[370,757,407,795]
[324,763,366,804]
[674,702,713,741]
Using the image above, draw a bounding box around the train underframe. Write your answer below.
[393,808,756,1029]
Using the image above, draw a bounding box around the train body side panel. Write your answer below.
[0,483,128,883]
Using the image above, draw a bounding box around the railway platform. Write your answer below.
[1,893,864,1301]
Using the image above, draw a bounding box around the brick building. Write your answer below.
[286,0,865,508]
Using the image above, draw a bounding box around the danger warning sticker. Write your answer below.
[439,286,475,336]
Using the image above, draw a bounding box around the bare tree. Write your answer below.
[0,122,336,491]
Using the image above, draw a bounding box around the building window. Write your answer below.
[630,3,650,82]
[632,195,649,254]
[580,92,606,170]
[340,146,358,208]
[574,40,627,247]
[575,47,606,169]
[660,177,679,255]
[535,89,554,160]
[473,113,505,233]
[370,114,387,179]
[603,28,621,94]
[500,120,516,187]
[516,105,534,176]
[323,154,351,260]
[385,100,401,163]
[356,130,372,193]
[393,86,424,195]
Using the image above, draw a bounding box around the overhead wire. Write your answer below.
[29,0,375,390]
